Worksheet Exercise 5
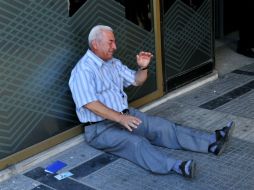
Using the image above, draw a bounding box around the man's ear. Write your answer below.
[91,40,97,50]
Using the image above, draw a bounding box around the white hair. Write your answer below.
[88,25,113,48]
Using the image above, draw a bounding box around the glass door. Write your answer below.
[161,0,215,91]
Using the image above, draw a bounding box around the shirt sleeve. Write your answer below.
[116,60,136,87]
[69,68,98,110]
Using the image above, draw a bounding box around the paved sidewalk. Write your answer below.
[0,63,254,190]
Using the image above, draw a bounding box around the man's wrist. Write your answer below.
[138,66,149,71]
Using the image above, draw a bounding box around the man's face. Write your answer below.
[93,30,117,61]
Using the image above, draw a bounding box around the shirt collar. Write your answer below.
[86,49,114,68]
[86,49,104,68]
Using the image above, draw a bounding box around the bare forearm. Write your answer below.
[84,100,142,132]
[135,69,148,86]
[85,101,121,122]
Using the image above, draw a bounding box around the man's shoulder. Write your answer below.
[75,52,97,71]
[69,57,95,85]
[69,56,94,80]
[112,57,121,63]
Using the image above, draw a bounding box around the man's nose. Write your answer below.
[112,43,117,50]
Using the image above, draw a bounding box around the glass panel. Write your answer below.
[0,0,80,160]
[69,0,87,17]
[0,0,160,164]
[114,0,152,31]
[162,0,214,90]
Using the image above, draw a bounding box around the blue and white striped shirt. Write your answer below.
[69,49,137,123]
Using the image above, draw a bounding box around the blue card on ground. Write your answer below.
[44,160,67,174]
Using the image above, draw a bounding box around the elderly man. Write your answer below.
[69,25,235,178]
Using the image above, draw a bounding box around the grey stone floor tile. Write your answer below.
[172,73,254,106]
[31,185,55,190]
[148,101,231,131]
[70,153,119,179]
[238,62,254,72]
[24,167,94,190]
[27,141,103,173]
[0,174,40,190]
[216,90,254,119]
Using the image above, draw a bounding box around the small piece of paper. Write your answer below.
[44,160,67,174]
[54,171,73,180]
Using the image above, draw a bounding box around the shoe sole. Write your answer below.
[217,121,235,156]
[189,160,196,179]
[225,121,236,142]
[180,160,196,179]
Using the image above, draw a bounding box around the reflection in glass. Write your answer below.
[115,0,152,31]
[68,0,87,17]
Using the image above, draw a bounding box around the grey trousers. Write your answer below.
[84,108,211,174]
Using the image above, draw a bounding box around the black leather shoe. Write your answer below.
[237,47,254,58]
[215,121,235,142]
[208,140,226,156]
[179,160,196,178]
[209,121,235,155]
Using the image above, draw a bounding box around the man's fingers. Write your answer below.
[138,52,153,58]
[125,125,132,132]
[133,119,141,125]
[119,115,142,131]
[128,122,138,129]
[124,121,139,132]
